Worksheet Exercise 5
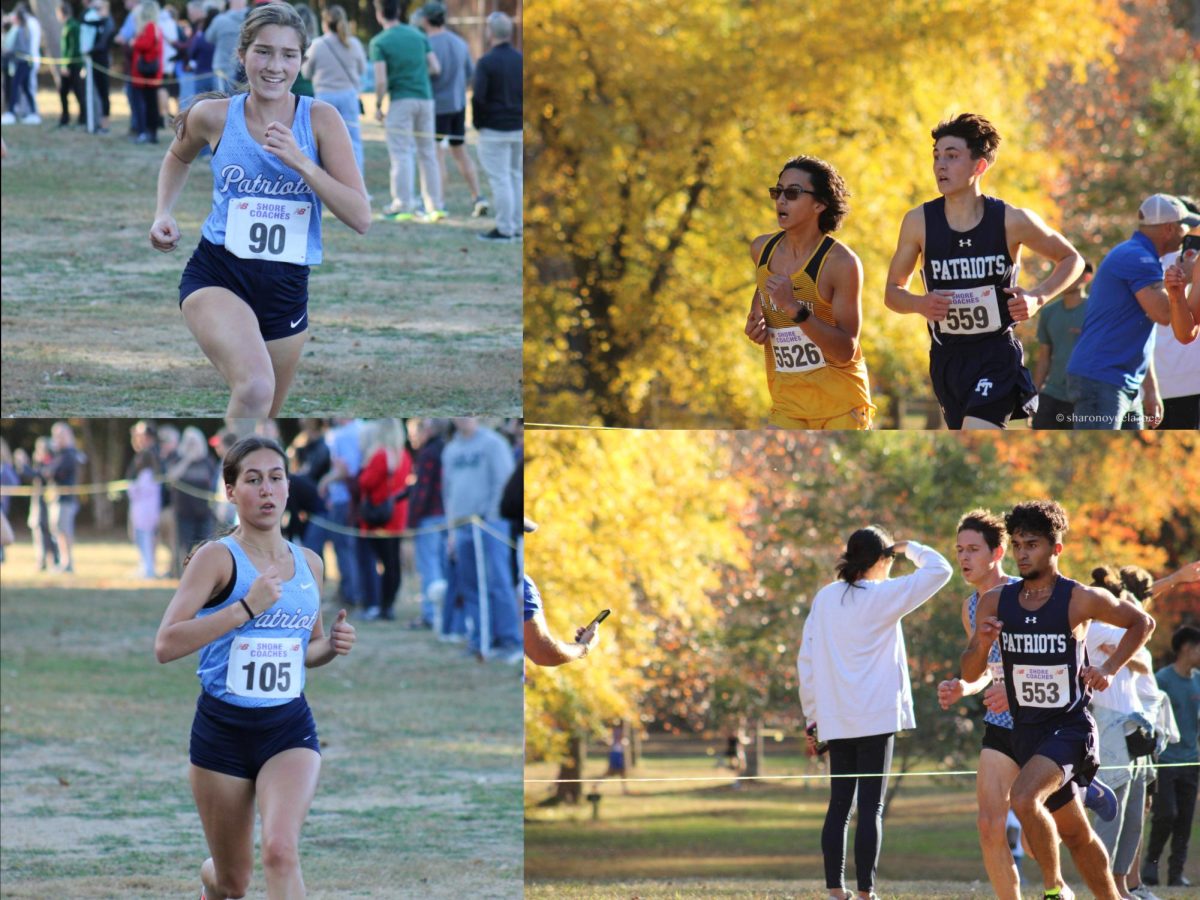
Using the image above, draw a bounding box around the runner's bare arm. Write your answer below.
[961,586,1002,681]
[1071,583,1154,690]
[1165,257,1198,344]
[277,101,370,234]
[957,596,992,693]
[744,235,770,344]
[304,552,353,667]
[799,245,862,364]
[884,207,947,321]
[151,99,227,252]
[1003,207,1084,321]
[154,541,278,663]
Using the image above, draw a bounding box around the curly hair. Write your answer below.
[1119,565,1154,603]
[778,156,850,233]
[1005,500,1069,545]
[957,508,1007,551]
[931,113,1002,164]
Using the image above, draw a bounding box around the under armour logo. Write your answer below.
[959,238,972,247]
[976,378,994,397]
[1025,616,1037,624]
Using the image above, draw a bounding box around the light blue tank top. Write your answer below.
[201,93,324,265]
[195,536,321,707]
[968,578,1019,729]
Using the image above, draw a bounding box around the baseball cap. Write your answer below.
[1139,193,1200,227]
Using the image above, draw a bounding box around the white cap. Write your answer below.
[1138,193,1189,225]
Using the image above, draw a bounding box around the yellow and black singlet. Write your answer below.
[756,231,874,424]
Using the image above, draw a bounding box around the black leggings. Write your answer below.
[822,732,894,893]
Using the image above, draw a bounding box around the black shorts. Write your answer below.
[980,722,1018,763]
[930,331,1037,429]
[1012,709,1100,813]
[436,110,466,147]
[179,237,310,341]
[189,691,321,780]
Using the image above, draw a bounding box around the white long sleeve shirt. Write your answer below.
[796,540,953,741]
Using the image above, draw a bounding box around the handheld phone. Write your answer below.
[1182,234,1200,255]
[585,609,611,629]
[806,723,829,756]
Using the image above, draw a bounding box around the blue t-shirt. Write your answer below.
[201,93,324,266]
[195,537,320,707]
[1156,665,1200,764]
[1066,231,1164,391]
[524,575,542,622]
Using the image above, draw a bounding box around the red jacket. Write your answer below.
[131,22,162,87]
[358,448,413,532]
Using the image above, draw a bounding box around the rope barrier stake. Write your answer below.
[473,520,491,659]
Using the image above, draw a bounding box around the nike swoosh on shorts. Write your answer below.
[290,313,307,329]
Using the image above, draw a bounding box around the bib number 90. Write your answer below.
[248,222,286,257]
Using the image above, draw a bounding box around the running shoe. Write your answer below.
[1043,885,1074,900]
[1083,777,1118,822]
[382,210,415,222]
[1129,886,1162,900]
[21,113,42,124]
[477,228,513,242]
[471,197,489,217]
[0,112,15,125]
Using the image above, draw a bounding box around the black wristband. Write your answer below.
[793,304,812,324]
[239,598,255,620]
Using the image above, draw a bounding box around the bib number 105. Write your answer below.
[241,659,292,694]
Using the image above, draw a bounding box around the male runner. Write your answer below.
[884,113,1085,429]
[963,500,1154,900]
[938,509,1117,899]
[744,155,875,429]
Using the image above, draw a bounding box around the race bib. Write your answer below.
[939,285,1002,335]
[988,661,1005,684]
[769,324,826,374]
[1011,663,1070,709]
[226,635,303,699]
[225,197,311,264]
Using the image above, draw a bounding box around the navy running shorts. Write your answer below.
[930,331,1037,429]
[981,722,1018,764]
[179,237,310,342]
[189,691,321,780]
[1012,709,1100,813]
[435,110,466,147]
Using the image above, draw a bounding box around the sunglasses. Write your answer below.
[768,186,817,201]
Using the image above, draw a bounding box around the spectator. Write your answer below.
[1066,194,1199,429]
[0,438,17,565]
[357,418,412,621]
[406,417,449,631]
[370,0,441,222]
[301,3,366,174]
[80,0,116,132]
[472,11,520,242]
[522,518,602,667]
[157,423,181,573]
[1032,261,1092,429]
[47,421,85,574]
[15,438,59,570]
[312,418,364,609]
[168,426,217,569]
[414,1,485,217]
[442,417,519,660]
[157,1,180,120]
[290,3,317,97]
[56,1,87,129]
[1154,195,1200,430]
[177,0,216,105]
[204,0,246,92]
[129,0,163,144]
[1142,625,1200,888]
[127,448,162,577]
[1,8,39,125]
[113,0,142,136]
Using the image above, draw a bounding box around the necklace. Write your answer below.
[232,531,289,560]
[1021,582,1053,603]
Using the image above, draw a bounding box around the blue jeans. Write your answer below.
[134,528,157,578]
[414,515,447,626]
[1068,373,1142,430]
[178,71,216,108]
[317,88,363,175]
[453,520,520,654]
[304,499,361,605]
[440,551,467,638]
[356,530,381,611]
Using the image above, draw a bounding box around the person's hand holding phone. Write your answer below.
[575,609,610,655]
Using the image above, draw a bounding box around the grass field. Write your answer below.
[524,752,1200,898]
[0,89,521,418]
[0,537,524,899]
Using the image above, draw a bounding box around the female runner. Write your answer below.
[155,435,356,899]
[149,4,370,424]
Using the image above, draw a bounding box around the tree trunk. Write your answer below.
[744,717,763,778]
[553,733,586,804]
[627,719,640,768]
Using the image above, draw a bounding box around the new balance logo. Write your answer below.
[959,238,972,247]
[975,378,994,397]
[1025,616,1037,624]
